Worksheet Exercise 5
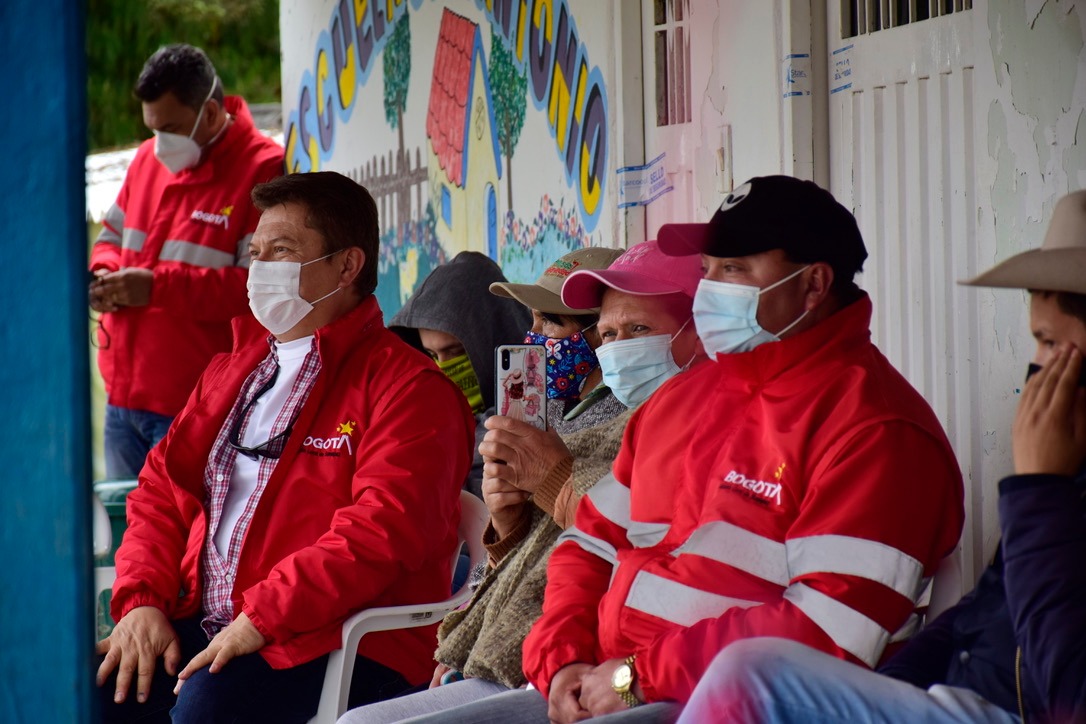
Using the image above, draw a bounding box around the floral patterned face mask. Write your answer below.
[525,326,599,400]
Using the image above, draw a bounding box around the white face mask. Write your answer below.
[247,252,342,335]
[596,318,692,408]
[153,79,217,174]
[693,266,810,356]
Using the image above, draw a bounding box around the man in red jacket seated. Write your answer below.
[95,172,475,723]
[414,176,965,724]
[89,43,284,479]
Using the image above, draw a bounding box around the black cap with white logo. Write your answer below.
[657,175,868,282]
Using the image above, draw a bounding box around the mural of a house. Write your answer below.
[426,8,502,259]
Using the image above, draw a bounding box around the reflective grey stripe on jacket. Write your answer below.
[122,228,147,252]
[672,524,924,597]
[584,472,671,548]
[671,520,790,585]
[96,204,124,246]
[625,571,761,627]
[159,240,238,269]
[658,523,926,664]
[558,525,618,567]
[788,534,926,601]
[585,473,631,528]
[783,582,890,666]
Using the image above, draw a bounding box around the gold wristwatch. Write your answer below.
[611,655,642,708]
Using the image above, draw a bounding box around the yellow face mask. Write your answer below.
[437,353,485,414]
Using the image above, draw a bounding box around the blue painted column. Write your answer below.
[0,1,93,721]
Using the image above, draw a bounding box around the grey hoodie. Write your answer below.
[389,252,532,411]
[390,253,532,498]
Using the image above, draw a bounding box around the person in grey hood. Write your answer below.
[390,252,532,498]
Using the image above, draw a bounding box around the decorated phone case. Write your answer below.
[495,344,547,430]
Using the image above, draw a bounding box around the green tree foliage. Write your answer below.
[488,27,527,209]
[383,10,412,131]
[87,0,281,151]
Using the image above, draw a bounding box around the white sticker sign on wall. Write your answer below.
[617,152,673,209]
[831,44,854,95]
[782,53,811,98]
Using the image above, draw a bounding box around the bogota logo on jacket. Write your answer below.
[190,205,233,230]
[302,420,356,457]
[720,468,783,507]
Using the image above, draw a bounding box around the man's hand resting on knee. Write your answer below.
[96,606,181,705]
[174,612,266,694]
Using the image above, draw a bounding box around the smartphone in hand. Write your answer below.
[495,344,547,430]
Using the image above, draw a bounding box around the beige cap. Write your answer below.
[490,247,624,314]
[962,190,1086,294]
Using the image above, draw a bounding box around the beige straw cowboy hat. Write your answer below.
[963,190,1086,294]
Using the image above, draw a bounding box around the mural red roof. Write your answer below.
[427,8,478,186]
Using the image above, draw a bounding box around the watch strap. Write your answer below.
[616,655,642,708]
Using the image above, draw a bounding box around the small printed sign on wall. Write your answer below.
[617,152,673,209]
[783,53,811,98]
[831,45,855,94]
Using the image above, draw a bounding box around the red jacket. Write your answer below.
[111,297,475,681]
[91,96,283,417]
[522,296,964,703]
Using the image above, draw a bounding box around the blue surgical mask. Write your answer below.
[596,318,692,408]
[693,266,809,356]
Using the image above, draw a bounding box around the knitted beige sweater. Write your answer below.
[434,409,634,688]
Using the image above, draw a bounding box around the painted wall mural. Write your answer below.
[281,0,618,316]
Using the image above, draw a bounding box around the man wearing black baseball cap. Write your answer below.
[657,174,869,352]
[489,176,965,723]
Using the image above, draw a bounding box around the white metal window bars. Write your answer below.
[842,0,973,38]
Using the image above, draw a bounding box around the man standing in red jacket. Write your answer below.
[89,44,283,479]
[414,176,964,724]
[95,172,475,723]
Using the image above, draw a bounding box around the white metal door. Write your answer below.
[826,2,987,584]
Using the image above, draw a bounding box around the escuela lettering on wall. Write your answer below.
[280,0,616,315]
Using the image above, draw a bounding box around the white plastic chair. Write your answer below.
[93,492,117,634]
[308,489,489,724]
[925,547,963,623]
[92,492,113,559]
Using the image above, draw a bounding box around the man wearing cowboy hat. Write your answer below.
[673,189,1086,724]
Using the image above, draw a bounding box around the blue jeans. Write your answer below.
[676,638,1021,724]
[104,404,174,479]
[98,617,410,723]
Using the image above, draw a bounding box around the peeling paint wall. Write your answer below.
[972,0,1086,566]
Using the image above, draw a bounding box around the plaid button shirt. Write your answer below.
[200,336,321,638]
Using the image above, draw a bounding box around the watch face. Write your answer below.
[612,664,633,691]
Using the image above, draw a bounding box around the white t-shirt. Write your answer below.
[213,335,314,556]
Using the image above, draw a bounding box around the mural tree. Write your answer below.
[489,27,527,211]
[384,10,412,231]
